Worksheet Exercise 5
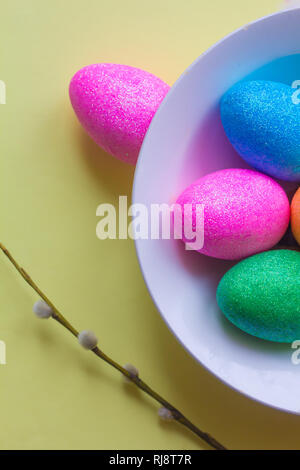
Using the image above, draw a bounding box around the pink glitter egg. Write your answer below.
[176,168,290,260]
[69,63,170,164]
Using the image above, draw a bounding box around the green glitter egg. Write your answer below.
[216,249,300,343]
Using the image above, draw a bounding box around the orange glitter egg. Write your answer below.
[291,188,300,245]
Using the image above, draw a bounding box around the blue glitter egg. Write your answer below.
[220,80,300,181]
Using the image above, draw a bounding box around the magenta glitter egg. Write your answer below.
[176,168,290,260]
[69,63,170,164]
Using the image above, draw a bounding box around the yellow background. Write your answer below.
[0,0,297,450]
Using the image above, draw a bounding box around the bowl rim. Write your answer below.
[132,7,300,414]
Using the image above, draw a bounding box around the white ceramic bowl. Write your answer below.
[133,8,300,413]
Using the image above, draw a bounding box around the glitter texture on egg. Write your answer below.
[220,80,300,182]
[217,249,300,342]
[176,169,290,260]
[69,63,170,164]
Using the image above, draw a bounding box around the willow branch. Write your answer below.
[0,242,227,450]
